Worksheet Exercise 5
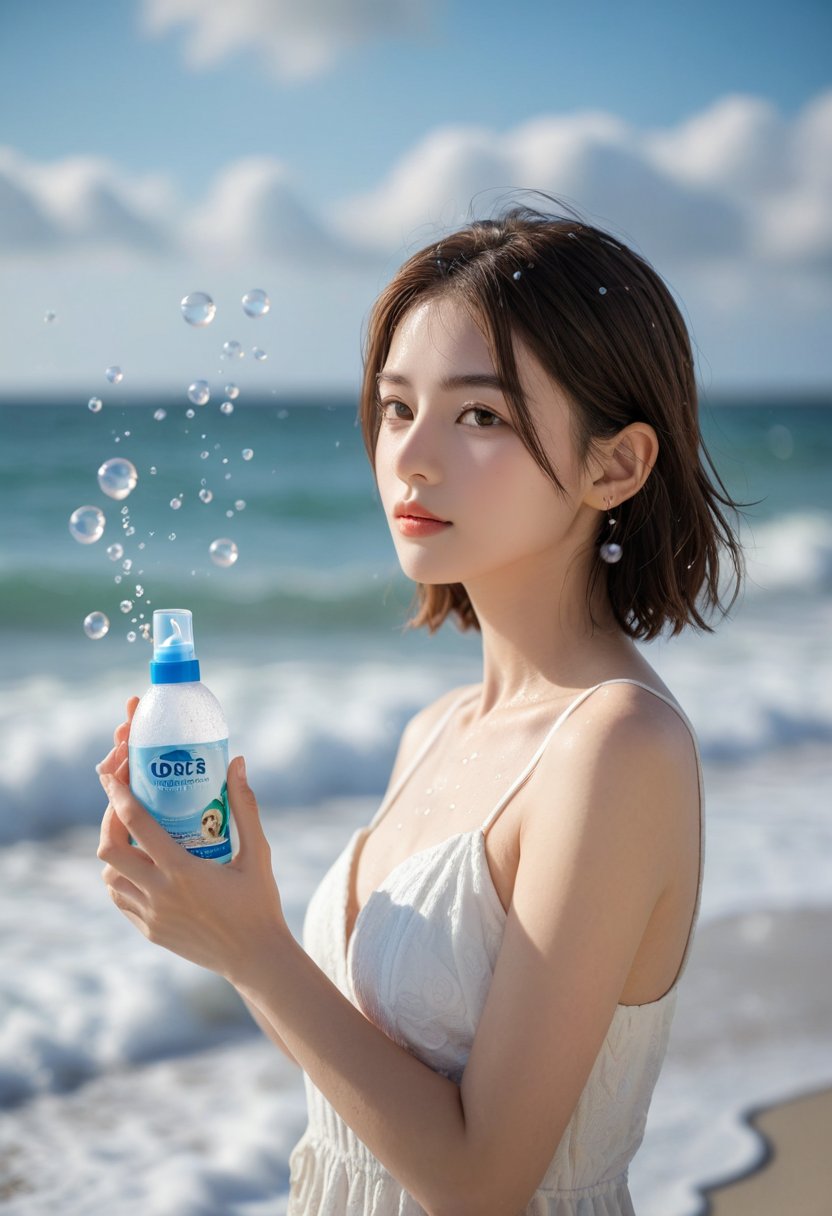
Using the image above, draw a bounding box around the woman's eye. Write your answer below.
[459,406,503,428]
[378,399,413,421]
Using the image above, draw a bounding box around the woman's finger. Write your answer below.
[99,773,185,871]
[96,739,127,778]
[103,869,147,917]
[98,804,154,883]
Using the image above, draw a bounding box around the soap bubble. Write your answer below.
[187,380,210,406]
[220,401,234,415]
[83,611,109,640]
[185,408,195,419]
[126,631,137,643]
[242,448,253,461]
[224,384,240,399]
[181,292,216,327]
[200,450,209,460]
[125,525,135,536]
[252,347,267,362]
[168,533,176,541]
[241,289,270,318]
[199,488,213,503]
[222,340,243,360]
[170,497,182,510]
[120,600,133,613]
[122,558,133,573]
[135,584,144,598]
[105,366,123,384]
[106,543,124,561]
[234,499,246,511]
[88,396,103,413]
[69,505,105,545]
[209,538,238,568]
[44,310,57,323]
[98,457,138,500]
[153,408,167,421]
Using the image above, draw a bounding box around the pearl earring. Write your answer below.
[599,497,623,564]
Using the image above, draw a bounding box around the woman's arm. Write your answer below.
[98,685,697,1216]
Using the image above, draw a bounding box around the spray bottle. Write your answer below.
[129,608,232,863]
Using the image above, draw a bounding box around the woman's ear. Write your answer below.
[588,422,659,508]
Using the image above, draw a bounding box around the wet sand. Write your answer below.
[700,1086,832,1215]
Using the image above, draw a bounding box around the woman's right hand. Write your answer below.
[96,696,140,783]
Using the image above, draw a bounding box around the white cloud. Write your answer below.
[335,91,832,275]
[186,157,357,266]
[0,148,173,254]
[0,91,829,390]
[140,0,434,81]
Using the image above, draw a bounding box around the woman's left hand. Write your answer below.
[97,750,288,985]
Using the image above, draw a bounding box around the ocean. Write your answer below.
[1,392,831,1214]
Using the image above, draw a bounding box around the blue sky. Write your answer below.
[1,0,830,393]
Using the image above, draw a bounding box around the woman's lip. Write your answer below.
[393,503,449,523]
[396,515,452,537]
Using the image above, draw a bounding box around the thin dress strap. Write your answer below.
[480,677,706,985]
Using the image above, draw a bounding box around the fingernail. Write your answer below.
[237,756,247,782]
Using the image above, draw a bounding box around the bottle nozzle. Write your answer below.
[150,609,200,683]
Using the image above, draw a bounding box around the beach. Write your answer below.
[1,396,830,1212]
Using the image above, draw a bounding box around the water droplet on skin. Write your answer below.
[209,538,238,568]
[241,289,270,318]
[105,366,123,384]
[224,384,240,399]
[222,340,243,360]
[199,489,213,503]
[88,397,103,413]
[252,347,267,361]
[44,310,57,323]
[97,458,138,501]
[170,497,182,510]
[83,611,109,640]
[180,292,216,327]
[242,448,253,461]
[68,505,105,545]
[106,543,123,561]
[153,408,166,421]
[126,631,137,643]
[187,380,210,407]
[120,599,133,613]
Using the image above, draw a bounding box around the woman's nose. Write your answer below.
[390,415,443,486]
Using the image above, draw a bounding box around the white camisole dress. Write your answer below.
[288,679,705,1215]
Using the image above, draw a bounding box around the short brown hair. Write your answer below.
[359,201,746,641]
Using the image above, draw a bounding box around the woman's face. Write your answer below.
[374,296,597,594]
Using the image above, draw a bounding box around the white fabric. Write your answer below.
[288,680,705,1215]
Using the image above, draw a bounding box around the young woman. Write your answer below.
[97,203,744,1215]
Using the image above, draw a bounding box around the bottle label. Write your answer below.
[129,739,232,863]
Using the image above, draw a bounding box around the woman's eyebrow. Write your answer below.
[376,371,505,391]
